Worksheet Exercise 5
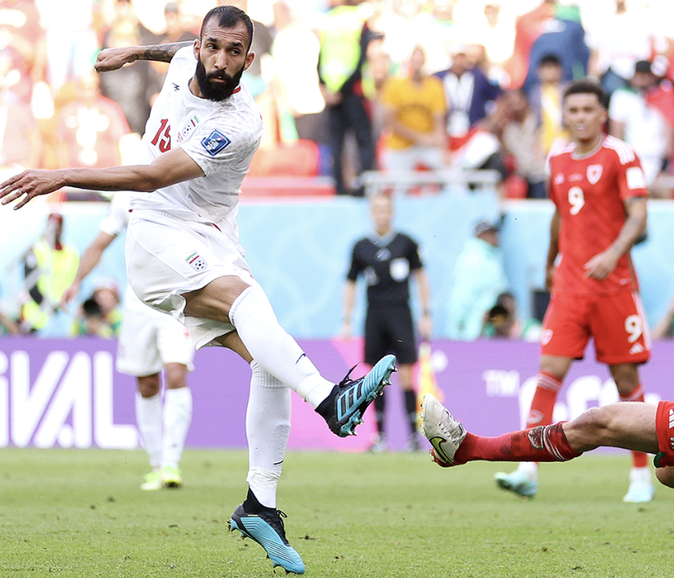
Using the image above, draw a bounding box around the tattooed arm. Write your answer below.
[94,41,195,72]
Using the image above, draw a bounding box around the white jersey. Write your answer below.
[132,46,263,230]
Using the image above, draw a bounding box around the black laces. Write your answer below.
[259,509,289,544]
[337,364,360,388]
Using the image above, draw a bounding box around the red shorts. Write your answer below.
[540,290,651,365]
[655,401,674,468]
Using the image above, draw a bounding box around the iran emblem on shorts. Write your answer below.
[186,251,207,271]
[587,164,602,184]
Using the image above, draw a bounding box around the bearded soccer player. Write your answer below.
[0,6,397,574]
[494,79,653,503]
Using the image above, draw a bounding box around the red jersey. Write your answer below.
[548,135,648,295]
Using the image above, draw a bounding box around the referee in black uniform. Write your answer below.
[342,193,432,451]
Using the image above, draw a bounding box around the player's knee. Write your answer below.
[655,466,674,489]
[609,363,639,392]
[565,406,611,450]
[165,363,188,389]
[539,356,570,381]
[573,406,603,428]
[137,373,161,397]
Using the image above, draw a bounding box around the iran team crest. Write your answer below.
[186,252,207,271]
[587,164,602,184]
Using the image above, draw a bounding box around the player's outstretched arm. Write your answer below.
[0,148,204,210]
[95,41,194,72]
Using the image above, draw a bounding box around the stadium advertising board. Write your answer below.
[0,338,671,451]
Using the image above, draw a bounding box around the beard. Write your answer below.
[195,59,244,102]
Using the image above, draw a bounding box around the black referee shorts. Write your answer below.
[364,305,418,366]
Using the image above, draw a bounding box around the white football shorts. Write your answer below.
[125,209,258,349]
[116,288,195,376]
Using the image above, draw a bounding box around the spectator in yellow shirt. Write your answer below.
[379,46,447,171]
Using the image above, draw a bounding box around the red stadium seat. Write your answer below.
[241,176,335,198]
[243,140,335,197]
[504,175,528,199]
[248,139,321,178]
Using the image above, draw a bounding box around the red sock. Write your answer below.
[453,423,581,464]
[527,372,562,428]
[620,384,648,469]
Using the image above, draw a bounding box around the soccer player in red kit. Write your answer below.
[494,79,654,502]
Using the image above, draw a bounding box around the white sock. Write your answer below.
[516,461,538,480]
[162,387,193,468]
[246,361,291,508]
[135,392,163,469]
[229,286,334,408]
[630,466,652,485]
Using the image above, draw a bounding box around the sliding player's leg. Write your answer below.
[421,395,662,474]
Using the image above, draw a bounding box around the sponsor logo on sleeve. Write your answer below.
[201,129,231,156]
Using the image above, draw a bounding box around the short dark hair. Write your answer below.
[563,79,607,108]
[200,5,254,51]
[488,303,510,320]
[538,53,561,68]
[634,60,652,75]
[83,298,103,318]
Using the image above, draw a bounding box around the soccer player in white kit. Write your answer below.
[0,6,396,574]
[61,192,195,491]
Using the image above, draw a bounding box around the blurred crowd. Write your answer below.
[2,0,674,337]
[0,0,673,198]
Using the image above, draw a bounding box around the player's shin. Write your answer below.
[506,372,563,478]
[526,372,562,428]
[230,287,334,407]
[245,362,291,508]
[162,387,193,468]
[454,423,582,464]
[135,391,163,467]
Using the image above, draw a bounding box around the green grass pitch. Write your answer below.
[0,448,671,577]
